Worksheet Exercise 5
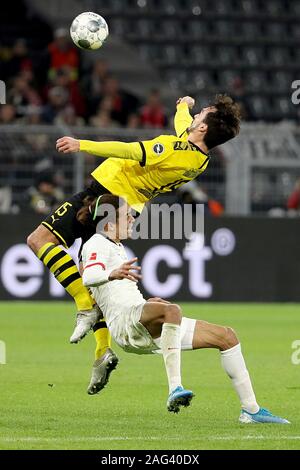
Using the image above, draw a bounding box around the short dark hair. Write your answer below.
[92,194,126,226]
[203,94,241,150]
[76,194,126,226]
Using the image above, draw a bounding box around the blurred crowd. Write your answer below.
[0,29,224,216]
[0,30,168,129]
[1,30,297,217]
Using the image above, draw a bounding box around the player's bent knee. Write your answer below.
[164,304,182,324]
[224,327,239,349]
[27,226,58,253]
[27,231,39,252]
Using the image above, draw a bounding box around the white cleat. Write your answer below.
[87,349,119,395]
[70,307,101,343]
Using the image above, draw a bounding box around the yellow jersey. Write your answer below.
[79,103,210,212]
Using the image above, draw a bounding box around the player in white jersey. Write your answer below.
[81,194,290,422]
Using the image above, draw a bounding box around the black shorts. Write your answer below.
[42,180,111,249]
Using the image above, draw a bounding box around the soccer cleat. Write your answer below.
[239,407,290,424]
[70,307,101,344]
[167,386,194,413]
[87,348,119,395]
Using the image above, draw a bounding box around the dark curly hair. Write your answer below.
[203,94,241,150]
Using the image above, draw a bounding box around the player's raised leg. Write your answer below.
[27,224,100,342]
[191,320,290,424]
[140,301,194,413]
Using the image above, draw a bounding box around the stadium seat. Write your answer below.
[289,1,300,15]
[273,97,298,119]
[241,47,265,66]
[161,19,181,39]
[239,0,261,14]
[248,96,273,120]
[157,0,183,14]
[109,18,130,36]
[271,71,293,92]
[191,71,215,91]
[240,21,262,39]
[188,20,210,39]
[215,46,239,66]
[163,69,189,90]
[291,23,300,40]
[136,44,156,61]
[263,0,285,16]
[213,0,235,14]
[245,71,267,92]
[213,21,237,38]
[135,19,154,39]
[159,45,185,65]
[267,47,291,66]
[108,0,130,12]
[188,45,211,66]
[218,70,240,89]
[265,22,287,39]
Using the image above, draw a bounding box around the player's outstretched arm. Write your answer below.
[82,255,142,287]
[56,136,143,162]
[174,96,194,138]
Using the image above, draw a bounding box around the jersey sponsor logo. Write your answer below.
[138,188,155,199]
[138,178,189,199]
[153,143,165,155]
[183,169,202,179]
[89,252,97,261]
[173,141,197,152]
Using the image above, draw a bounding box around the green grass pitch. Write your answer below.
[0,301,299,450]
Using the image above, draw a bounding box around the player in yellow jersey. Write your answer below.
[27,94,241,394]
[57,94,240,213]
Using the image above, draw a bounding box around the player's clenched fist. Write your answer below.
[56,136,80,153]
[109,257,142,282]
[176,96,195,109]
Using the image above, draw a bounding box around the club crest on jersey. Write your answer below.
[89,252,97,261]
[153,143,165,155]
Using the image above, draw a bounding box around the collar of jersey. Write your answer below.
[188,140,209,157]
[98,231,121,246]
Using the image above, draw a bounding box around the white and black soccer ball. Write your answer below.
[70,12,109,51]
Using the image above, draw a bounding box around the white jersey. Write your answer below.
[82,233,145,327]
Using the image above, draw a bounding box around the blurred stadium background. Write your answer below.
[1,0,300,302]
[1,0,300,451]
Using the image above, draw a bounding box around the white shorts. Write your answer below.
[109,303,196,355]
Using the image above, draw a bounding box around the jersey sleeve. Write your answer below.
[79,140,143,162]
[139,135,176,166]
[82,237,111,287]
[174,102,193,139]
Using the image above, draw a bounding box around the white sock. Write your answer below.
[160,323,182,393]
[220,343,259,414]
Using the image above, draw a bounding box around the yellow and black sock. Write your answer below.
[37,242,94,311]
[93,320,111,359]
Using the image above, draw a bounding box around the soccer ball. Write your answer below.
[70,12,109,50]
